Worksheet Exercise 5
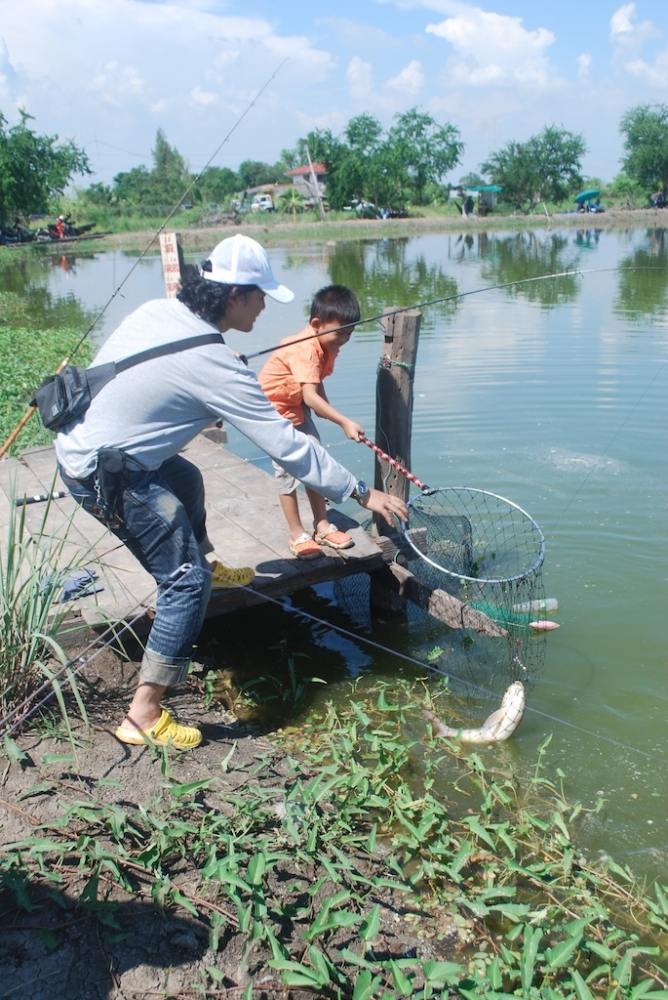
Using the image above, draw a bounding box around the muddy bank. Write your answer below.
[46,206,668,256]
[0,643,463,1000]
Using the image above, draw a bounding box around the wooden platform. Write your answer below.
[0,433,385,628]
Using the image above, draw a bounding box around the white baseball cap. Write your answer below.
[200,233,294,303]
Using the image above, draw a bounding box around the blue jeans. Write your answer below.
[59,455,212,687]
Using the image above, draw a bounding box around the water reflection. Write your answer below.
[574,228,603,250]
[325,239,458,322]
[0,251,93,330]
[480,231,582,307]
[446,230,491,261]
[615,229,668,320]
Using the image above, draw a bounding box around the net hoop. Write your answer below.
[400,486,545,586]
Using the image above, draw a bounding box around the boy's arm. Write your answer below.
[302,382,364,441]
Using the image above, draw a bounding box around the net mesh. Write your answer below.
[398,487,547,693]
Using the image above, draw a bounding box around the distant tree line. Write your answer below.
[2,103,668,226]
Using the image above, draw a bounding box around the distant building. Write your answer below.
[285,163,328,205]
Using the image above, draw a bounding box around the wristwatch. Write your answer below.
[351,479,370,505]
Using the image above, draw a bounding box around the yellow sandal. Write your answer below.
[115,708,202,750]
[209,559,255,589]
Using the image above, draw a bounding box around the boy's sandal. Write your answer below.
[210,559,255,589]
[314,523,354,550]
[288,532,322,560]
[114,708,203,750]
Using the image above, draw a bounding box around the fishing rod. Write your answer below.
[238,265,664,365]
[0,60,288,460]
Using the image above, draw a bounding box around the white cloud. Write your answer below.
[426,5,559,89]
[625,50,668,86]
[609,3,659,47]
[190,86,218,107]
[92,61,145,105]
[316,16,396,48]
[387,59,424,96]
[0,0,336,179]
[577,53,592,82]
[610,3,636,39]
[346,56,373,100]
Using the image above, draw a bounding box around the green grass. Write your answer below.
[1,680,665,997]
[0,290,93,454]
[0,496,89,736]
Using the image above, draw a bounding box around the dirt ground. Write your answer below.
[0,642,462,1000]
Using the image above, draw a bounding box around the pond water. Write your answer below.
[3,226,666,876]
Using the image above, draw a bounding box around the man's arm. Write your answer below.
[302,382,364,441]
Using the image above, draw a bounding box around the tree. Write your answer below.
[198,166,240,204]
[238,160,279,188]
[482,125,585,212]
[279,187,304,220]
[0,109,90,225]
[152,129,191,204]
[620,104,668,198]
[387,108,463,204]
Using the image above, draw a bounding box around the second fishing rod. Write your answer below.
[237,265,661,366]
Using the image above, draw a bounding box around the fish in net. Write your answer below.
[397,485,548,696]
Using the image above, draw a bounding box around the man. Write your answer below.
[56,234,407,750]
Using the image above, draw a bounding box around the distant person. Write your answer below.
[259,285,365,558]
[55,235,406,751]
[54,215,66,239]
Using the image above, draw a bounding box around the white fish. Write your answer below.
[425,681,526,744]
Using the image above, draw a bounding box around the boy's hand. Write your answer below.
[362,488,408,525]
[342,419,365,441]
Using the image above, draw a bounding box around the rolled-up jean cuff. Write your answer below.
[139,649,191,686]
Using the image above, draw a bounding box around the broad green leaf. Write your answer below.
[389,959,413,996]
[169,778,212,798]
[422,960,464,984]
[546,932,583,969]
[353,970,382,1000]
[571,970,596,1000]
[359,904,381,943]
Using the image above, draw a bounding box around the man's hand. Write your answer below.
[342,419,365,441]
[361,488,408,525]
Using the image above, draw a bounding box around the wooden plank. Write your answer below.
[1,437,387,632]
[386,563,507,637]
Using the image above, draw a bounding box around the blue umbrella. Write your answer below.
[575,188,600,204]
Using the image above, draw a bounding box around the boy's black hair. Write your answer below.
[310,285,360,328]
[177,265,259,326]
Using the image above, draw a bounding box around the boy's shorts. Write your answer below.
[273,409,320,495]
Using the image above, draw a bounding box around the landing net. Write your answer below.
[398,486,547,693]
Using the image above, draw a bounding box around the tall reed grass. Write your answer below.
[0,490,89,736]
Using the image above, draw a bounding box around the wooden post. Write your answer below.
[369,307,421,612]
[159,232,185,298]
[373,308,421,531]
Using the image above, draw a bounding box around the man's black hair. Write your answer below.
[310,285,360,328]
[177,265,258,326]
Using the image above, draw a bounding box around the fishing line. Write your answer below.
[232,583,660,763]
[0,59,288,459]
[239,266,665,365]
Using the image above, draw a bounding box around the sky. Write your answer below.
[1,0,667,186]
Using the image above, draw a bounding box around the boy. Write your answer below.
[259,285,364,558]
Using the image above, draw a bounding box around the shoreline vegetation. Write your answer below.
[1,216,666,997]
[1,642,667,998]
[68,204,668,253]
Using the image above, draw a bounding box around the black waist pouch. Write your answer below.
[94,448,128,525]
[32,363,115,432]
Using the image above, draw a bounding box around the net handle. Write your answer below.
[360,436,430,492]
